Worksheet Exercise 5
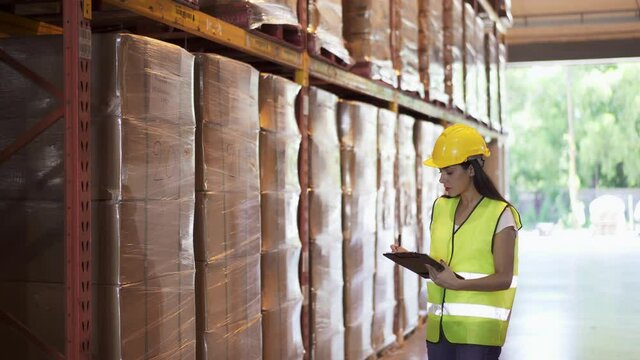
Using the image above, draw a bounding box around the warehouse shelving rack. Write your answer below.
[0,0,507,358]
[0,0,91,358]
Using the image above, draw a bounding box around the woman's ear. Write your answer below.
[468,165,475,177]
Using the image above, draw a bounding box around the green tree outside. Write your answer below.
[505,62,640,227]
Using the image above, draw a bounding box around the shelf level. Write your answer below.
[104,0,303,69]
[104,0,503,138]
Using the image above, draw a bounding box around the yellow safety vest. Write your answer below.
[426,196,521,346]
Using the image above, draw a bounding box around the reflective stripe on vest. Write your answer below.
[427,274,518,288]
[427,302,511,321]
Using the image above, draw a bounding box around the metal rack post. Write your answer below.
[63,0,92,357]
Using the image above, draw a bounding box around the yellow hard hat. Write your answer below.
[423,124,491,168]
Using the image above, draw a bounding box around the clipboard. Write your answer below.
[383,252,465,280]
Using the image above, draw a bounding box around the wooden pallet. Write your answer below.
[351,61,399,88]
[203,3,304,50]
[307,34,351,70]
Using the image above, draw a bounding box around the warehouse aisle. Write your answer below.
[381,229,640,360]
[502,230,640,360]
[380,326,428,360]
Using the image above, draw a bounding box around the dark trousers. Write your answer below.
[426,334,502,360]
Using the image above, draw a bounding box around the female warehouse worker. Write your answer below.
[391,124,521,360]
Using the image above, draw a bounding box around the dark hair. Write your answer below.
[461,158,513,207]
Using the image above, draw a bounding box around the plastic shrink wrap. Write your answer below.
[338,101,377,360]
[498,38,507,132]
[463,3,478,119]
[444,0,465,111]
[476,16,489,125]
[258,73,304,360]
[308,87,345,360]
[396,114,419,335]
[397,0,424,96]
[419,0,448,103]
[343,0,397,87]
[372,108,397,351]
[485,24,500,129]
[199,0,298,28]
[414,121,443,316]
[308,0,352,64]
[194,53,262,359]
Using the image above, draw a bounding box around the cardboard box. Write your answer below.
[262,292,304,360]
[195,257,262,360]
[194,53,259,138]
[91,34,195,201]
[198,0,299,29]
[338,100,378,359]
[93,273,196,359]
[311,235,345,359]
[372,109,397,351]
[396,115,419,334]
[261,245,302,310]
[194,192,261,263]
[259,74,304,360]
[308,87,341,192]
[338,101,378,195]
[309,190,342,240]
[259,132,301,193]
[344,274,374,359]
[93,199,195,286]
[444,0,465,110]
[261,192,300,252]
[92,120,195,201]
[196,124,259,193]
[92,34,195,127]
[259,73,301,134]
[308,0,352,64]
[397,0,424,96]
[343,0,396,86]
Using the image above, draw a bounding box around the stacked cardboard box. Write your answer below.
[485,24,500,129]
[498,37,507,131]
[194,53,262,359]
[258,73,304,360]
[91,33,197,359]
[463,2,478,119]
[475,16,489,125]
[419,0,448,104]
[444,0,465,111]
[338,101,377,360]
[372,108,397,351]
[0,34,198,359]
[396,0,424,96]
[308,0,352,64]
[308,87,345,360]
[396,114,419,335]
[343,0,397,87]
[414,121,443,316]
[199,0,299,28]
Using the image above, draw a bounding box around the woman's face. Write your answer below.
[439,164,474,196]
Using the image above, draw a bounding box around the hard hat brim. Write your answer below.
[423,157,438,168]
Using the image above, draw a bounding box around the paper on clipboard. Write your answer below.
[383,252,465,280]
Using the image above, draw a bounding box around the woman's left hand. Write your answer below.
[426,260,462,290]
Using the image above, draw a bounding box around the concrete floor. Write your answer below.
[382,229,640,359]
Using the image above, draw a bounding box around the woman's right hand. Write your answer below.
[390,244,408,253]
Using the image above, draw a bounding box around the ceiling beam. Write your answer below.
[508,38,640,62]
